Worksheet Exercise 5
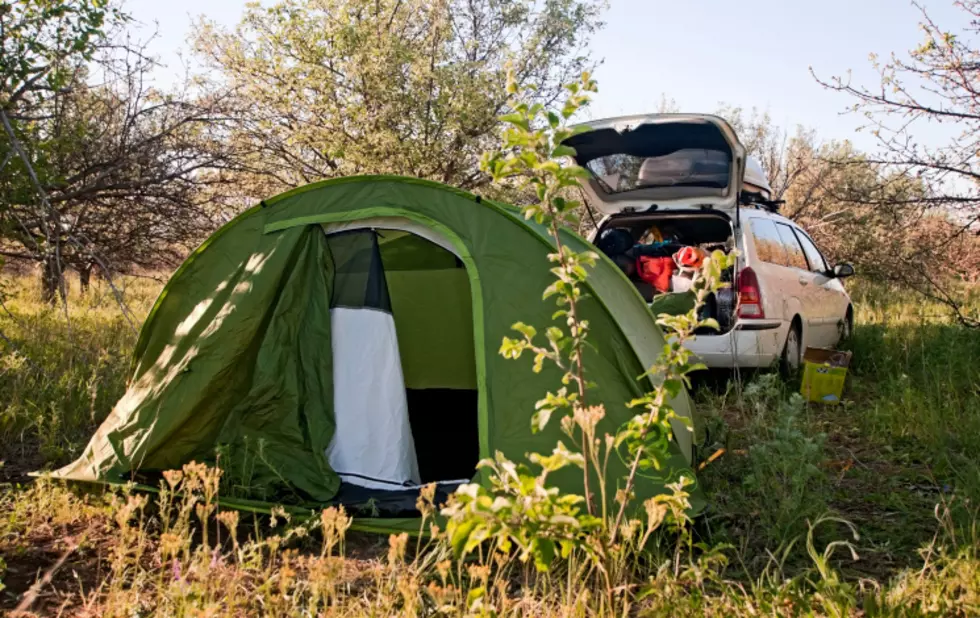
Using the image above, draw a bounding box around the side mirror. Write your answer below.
[833,263,855,278]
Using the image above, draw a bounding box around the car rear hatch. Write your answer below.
[563,114,747,216]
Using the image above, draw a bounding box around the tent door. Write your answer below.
[322,224,480,504]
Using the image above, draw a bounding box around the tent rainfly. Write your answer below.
[52,176,702,532]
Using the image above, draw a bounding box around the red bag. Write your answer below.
[636,256,676,293]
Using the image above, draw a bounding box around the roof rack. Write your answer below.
[739,190,784,213]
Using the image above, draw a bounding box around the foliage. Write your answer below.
[741,375,830,548]
[481,71,602,518]
[191,0,605,198]
[0,0,120,110]
[0,274,152,466]
[1,2,237,302]
[442,449,602,573]
[813,1,980,325]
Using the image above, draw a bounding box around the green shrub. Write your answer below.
[743,375,829,548]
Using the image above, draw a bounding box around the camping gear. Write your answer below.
[649,290,696,317]
[743,157,772,200]
[801,347,852,404]
[636,149,730,189]
[714,287,737,332]
[636,255,676,292]
[50,175,702,531]
[595,227,634,257]
[671,274,693,293]
[632,241,680,258]
[640,225,664,244]
[673,246,706,271]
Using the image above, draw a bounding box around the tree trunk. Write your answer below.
[78,264,92,294]
[40,254,67,305]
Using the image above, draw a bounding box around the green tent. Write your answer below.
[53,176,701,531]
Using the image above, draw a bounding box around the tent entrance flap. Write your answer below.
[323,226,480,498]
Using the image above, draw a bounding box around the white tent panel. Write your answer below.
[326,306,420,490]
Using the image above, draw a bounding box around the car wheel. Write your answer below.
[840,309,853,342]
[781,322,802,374]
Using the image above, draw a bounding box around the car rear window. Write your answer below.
[583,148,731,194]
[776,223,809,270]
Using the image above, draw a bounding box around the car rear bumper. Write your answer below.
[684,320,788,368]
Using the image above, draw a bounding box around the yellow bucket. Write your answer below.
[800,348,852,405]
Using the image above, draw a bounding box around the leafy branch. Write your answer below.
[443,71,736,588]
[484,71,600,512]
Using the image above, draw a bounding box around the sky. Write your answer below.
[126,0,963,153]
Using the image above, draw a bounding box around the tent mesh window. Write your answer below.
[327,230,392,311]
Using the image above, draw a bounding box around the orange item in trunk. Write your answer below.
[636,256,676,293]
[674,246,706,270]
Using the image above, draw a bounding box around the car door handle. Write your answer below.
[798,276,810,286]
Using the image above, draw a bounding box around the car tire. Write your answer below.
[840,308,853,342]
[781,321,802,375]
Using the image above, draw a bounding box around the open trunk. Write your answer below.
[563,114,758,335]
[594,211,738,334]
[563,114,747,216]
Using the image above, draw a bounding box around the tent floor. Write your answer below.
[328,388,481,517]
[328,480,466,517]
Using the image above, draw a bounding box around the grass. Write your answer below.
[697,285,980,580]
[1,272,979,615]
[0,276,155,474]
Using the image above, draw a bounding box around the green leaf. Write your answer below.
[542,281,561,300]
[531,408,553,433]
[699,318,721,332]
[512,322,537,339]
[531,537,556,572]
[551,144,576,158]
[449,519,478,558]
[539,160,561,175]
[499,112,530,132]
[559,539,575,558]
[467,586,486,606]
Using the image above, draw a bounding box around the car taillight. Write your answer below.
[737,267,765,318]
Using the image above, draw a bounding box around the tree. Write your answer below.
[716,104,818,202]
[0,0,119,114]
[717,102,980,316]
[2,0,120,300]
[814,1,980,324]
[1,2,235,301]
[192,0,605,197]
